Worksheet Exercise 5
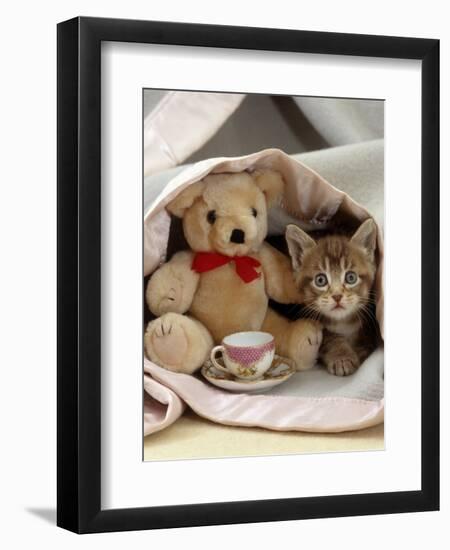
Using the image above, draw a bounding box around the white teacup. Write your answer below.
[210,331,275,381]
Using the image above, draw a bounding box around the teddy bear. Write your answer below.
[144,169,322,375]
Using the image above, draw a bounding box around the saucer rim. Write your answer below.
[201,354,295,388]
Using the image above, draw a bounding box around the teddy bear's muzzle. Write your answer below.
[230,228,245,244]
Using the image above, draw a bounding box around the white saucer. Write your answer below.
[201,354,296,393]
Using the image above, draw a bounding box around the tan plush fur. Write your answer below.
[145,170,322,374]
[285,219,379,376]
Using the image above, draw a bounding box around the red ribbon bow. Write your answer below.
[192,252,261,283]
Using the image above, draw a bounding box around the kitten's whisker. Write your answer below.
[359,298,377,306]
[355,310,365,331]
[361,303,378,319]
[357,310,374,331]
[301,304,321,323]
[358,304,379,331]
[302,306,317,318]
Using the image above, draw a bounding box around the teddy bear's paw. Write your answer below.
[144,313,212,374]
[145,313,189,371]
[146,269,189,316]
[156,285,182,315]
[289,319,323,371]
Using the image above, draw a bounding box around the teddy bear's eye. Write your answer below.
[207,210,217,224]
[251,208,258,217]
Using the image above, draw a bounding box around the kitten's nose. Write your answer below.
[230,228,245,244]
[332,294,343,303]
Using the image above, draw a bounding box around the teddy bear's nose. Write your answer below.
[230,228,245,244]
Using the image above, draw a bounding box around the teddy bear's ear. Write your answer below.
[167,180,206,218]
[251,169,285,207]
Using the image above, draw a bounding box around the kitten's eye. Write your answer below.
[251,207,258,217]
[207,210,217,224]
[345,271,358,285]
[314,273,328,287]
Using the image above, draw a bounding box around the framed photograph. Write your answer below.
[57,16,439,533]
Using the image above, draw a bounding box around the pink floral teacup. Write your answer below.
[210,331,275,380]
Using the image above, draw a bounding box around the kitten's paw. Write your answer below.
[327,355,359,377]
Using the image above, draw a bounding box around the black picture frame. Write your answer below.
[57,16,439,533]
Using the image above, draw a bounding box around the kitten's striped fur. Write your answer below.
[286,219,379,376]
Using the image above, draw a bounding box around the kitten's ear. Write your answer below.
[285,224,316,271]
[351,218,377,260]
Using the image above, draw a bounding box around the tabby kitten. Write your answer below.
[285,219,379,377]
